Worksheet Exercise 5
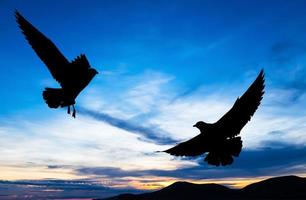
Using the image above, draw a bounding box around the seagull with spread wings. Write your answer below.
[164,70,265,166]
[15,11,98,118]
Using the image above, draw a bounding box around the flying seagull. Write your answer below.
[163,70,265,166]
[15,11,98,118]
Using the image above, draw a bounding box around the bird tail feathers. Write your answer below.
[204,137,242,166]
[43,88,64,108]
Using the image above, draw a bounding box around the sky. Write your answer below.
[1,0,306,199]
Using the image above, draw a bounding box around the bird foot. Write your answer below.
[67,105,71,114]
[67,105,76,118]
[72,105,76,118]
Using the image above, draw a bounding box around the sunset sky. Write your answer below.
[1,0,306,199]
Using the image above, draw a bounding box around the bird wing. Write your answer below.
[215,70,265,138]
[15,11,70,85]
[164,134,206,156]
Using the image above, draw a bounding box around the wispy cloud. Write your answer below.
[75,143,306,185]
[1,68,306,193]
[270,40,306,64]
[0,110,193,180]
[79,107,178,145]
[0,179,137,199]
[79,68,306,154]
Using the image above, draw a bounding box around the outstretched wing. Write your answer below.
[15,11,69,84]
[215,70,265,138]
[164,134,207,156]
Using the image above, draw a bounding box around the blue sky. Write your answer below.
[2,0,306,115]
[1,0,306,199]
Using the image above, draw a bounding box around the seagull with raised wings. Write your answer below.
[164,70,265,166]
[15,11,98,117]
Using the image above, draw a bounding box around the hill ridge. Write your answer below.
[99,175,306,200]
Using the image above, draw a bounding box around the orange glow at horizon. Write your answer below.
[111,176,266,190]
[107,174,306,190]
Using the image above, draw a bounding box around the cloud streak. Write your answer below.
[79,107,178,145]
[2,68,306,194]
[76,143,306,180]
[0,179,138,199]
[270,40,306,64]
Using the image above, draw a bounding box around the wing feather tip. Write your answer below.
[14,9,20,17]
[14,10,24,22]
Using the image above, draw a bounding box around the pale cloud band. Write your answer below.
[0,69,306,193]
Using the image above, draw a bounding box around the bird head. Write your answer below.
[193,121,207,129]
[89,68,99,76]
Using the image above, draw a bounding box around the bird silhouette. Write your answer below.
[164,70,265,166]
[15,11,98,118]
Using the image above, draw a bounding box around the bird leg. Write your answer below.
[72,105,76,118]
[67,105,71,114]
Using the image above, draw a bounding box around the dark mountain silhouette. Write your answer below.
[100,176,306,200]
[241,175,306,199]
[164,70,265,166]
[15,10,98,118]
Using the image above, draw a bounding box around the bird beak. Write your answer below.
[193,124,196,127]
